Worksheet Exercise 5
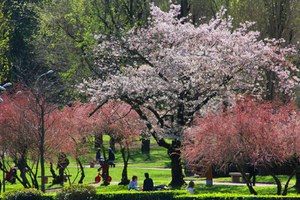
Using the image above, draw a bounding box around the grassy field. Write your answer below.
[2,137,300,197]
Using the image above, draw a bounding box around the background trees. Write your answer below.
[93,101,144,185]
[83,3,299,188]
[183,98,300,195]
[1,0,300,192]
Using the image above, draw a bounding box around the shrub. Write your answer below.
[56,185,96,200]
[94,191,183,200]
[3,189,43,200]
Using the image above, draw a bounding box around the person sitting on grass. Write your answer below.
[128,175,139,191]
[186,181,195,194]
[143,173,154,191]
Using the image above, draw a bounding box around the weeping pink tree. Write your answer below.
[82,4,299,187]
[183,98,300,195]
[92,101,144,185]
[47,102,96,185]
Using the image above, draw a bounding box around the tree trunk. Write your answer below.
[168,140,185,188]
[110,137,116,152]
[77,158,85,184]
[271,173,282,195]
[118,148,130,185]
[295,166,300,193]
[95,133,103,148]
[49,163,57,178]
[266,71,276,100]
[205,166,213,186]
[238,165,257,195]
[17,153,31,188]
[282,171,295,195]
[40,106,46,192]
[141,138,150,155]
[179,0,189,18]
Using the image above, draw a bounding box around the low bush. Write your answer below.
[56,185,96,200]
[94,191,181,200]
[3,189,44,200]
[174,193,300,200]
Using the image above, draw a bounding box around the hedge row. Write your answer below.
[1,186,300,200]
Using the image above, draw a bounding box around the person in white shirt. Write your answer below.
[186,180,195,194]
[128,175,139,190]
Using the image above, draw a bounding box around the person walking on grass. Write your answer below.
[143,173,154,191]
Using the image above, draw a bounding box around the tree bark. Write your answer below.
[282,171,295,195]
[179,0,189,18]
[168,140,185,188]
[141,138,150,155]
[95,133,103,148]
[77,159,85,184]
[237,165,257,195]
[118,147,130,185]
[271,173,282,195]
[110,137,116,152]
[16,152,31,188]
[39,106,46,192]
[295,166,300,193]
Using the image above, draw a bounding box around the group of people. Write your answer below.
[128,173,195,194]
[128,173,154,191]
[95,148,116,184]
[96,148,115,167]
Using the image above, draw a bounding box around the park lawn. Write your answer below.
[58,164,171,186]
[92,182,298,196]
[215,175,296,185]
[3,137,300,197]
[193,183,299,196]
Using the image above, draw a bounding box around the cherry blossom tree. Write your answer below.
[82,4,299,187]
[91,101,144,185]
[0,87,73,190]
[183,98,300,195]
[50,102,96,185]
[0,89,45,189]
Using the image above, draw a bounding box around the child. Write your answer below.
[186,181,195,194]
[128,175,139,190]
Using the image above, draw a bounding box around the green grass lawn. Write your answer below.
[2,137,300,198]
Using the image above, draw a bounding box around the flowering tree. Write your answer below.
[183,98,300,195]
[51,102,96,185]
[0,87,76,190]
[82,4,299,187]
[84,101,144,185]
[94,101,144,185]
[0,89,66,189]
[0,91,39,189]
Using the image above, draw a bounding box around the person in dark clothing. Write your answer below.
[107,148,115,167]
[248,165,258,186]
[57,152,70,185]
[96,148,101,164]
[143,173,154,191]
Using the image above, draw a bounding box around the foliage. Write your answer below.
[0,1,11,82]
[3,189,43,200]
[56,185,96,200]
[174,194,300,200]
[183,97,300,195]
[82,2,299,187]
[0,86,83,189]
[95,191,179,200]
[34,0,150,85]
